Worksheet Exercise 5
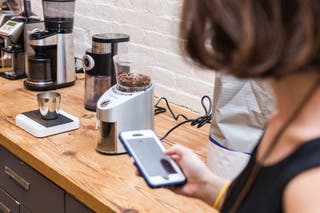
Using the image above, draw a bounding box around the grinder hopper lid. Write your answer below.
[93,33,130,43]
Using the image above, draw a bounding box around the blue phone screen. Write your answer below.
[127,137,177,178]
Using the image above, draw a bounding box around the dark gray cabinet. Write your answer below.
[0,187,32,213]
[20,205,32,213]
[0,145,94,213]
[0,187,19,213]
[0,145,64,213]
[65,194,93,213]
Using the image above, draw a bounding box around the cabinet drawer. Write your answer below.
[20,205,32,213]
[0,145,64,213]
[65,194,94,213]
[0,187,19,213]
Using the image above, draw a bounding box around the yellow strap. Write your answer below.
[213,180,231,209]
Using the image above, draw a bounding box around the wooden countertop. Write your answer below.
[0,74,216,213]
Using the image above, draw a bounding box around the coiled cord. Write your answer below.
[154,96,212,140]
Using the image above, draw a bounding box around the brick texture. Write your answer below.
[31,0,215,113]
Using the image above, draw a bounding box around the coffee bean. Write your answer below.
[118,73,151,88]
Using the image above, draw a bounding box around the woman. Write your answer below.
[165,0,320,212]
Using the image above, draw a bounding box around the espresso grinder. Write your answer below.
[24,0,76,90]
[96,53,154,154]
[0,19,25,79]
[0,0,43,80]
[82,33,129,111]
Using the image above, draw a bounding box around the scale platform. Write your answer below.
[16,110,80,137]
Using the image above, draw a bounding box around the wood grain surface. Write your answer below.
[0,74,217,213]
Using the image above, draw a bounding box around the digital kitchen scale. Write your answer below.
[16,110,80,137]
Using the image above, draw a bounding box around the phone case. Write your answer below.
[119,131,186,188]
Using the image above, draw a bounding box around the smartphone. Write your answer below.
[119,129,186,188]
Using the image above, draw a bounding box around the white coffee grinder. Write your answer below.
[96,53,154,154]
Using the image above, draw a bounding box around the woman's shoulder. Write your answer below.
[283,167,320,213]
[282,138,320,212]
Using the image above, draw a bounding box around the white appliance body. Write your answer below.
[96,84,154,154]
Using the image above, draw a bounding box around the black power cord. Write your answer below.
[154,96,212,140]
[74,57,84,73]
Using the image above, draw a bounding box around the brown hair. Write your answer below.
[180,0,320,79]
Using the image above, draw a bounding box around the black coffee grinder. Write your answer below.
[82,33,129,111]
[24,0,76,91]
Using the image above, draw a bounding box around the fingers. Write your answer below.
[165,144,191,156]
[167,185,194,198]
[135,169,141,177]
[167,185,184,195]
[170,154,181,161]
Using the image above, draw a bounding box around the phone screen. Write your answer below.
[127,137,177,179]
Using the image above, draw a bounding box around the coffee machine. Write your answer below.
[24,0,76,90]
[0,0,17,71]
[0,0,42,80]
[82,33,129,111]
[0,19,25,79]
[96,53,154,154]
[18,0,45,79]
[0,0,22,79]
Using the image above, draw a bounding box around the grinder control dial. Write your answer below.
[82,55,95,71]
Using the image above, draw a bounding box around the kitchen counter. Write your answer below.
[0,74,216,212]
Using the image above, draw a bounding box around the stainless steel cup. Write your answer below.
[37,92,61,120]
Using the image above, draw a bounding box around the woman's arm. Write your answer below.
[165,144,228,207]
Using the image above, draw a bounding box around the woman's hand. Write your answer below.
[165,144,226,205]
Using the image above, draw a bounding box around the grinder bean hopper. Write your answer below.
[96,53,154,154]
[82,33,129,111]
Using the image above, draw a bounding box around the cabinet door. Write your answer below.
[20,205,32,213]
[65,194,94,213]
[0,187,19,213]
[0,145,64,213]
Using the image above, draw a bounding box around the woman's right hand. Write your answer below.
[165,144,227,206]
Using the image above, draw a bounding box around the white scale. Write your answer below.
[16,110,79,138]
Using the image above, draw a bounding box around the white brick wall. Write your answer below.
[31,0,215,113]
